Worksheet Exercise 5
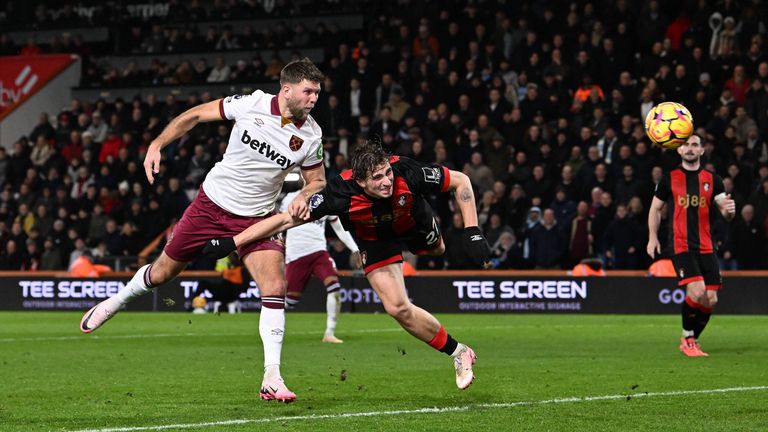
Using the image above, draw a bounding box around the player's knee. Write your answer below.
[384,301,413,322]
[259,277,287,296]
[151,255,185,285]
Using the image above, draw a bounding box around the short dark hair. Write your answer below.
[350,140,390,180]
[280,58,324,86]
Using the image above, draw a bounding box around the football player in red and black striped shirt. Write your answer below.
[203,142,492,391]
[648,134,736,356]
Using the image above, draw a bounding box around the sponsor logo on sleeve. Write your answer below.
[309,193,324,210]
[422,167,441,184]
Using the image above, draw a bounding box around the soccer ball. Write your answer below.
[644,101,694,150]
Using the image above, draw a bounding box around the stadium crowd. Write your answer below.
[1,0,768,271]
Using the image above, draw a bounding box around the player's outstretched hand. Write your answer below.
[143,143,162,185]
[351,250,363,269]
[202,237,236,259]
[463,226,492,269]
[288,192,311,220]
[646,237,661,259]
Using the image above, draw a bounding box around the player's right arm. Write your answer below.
[144,99,224,184]
[647,172,670,259]
[647,196,665,259]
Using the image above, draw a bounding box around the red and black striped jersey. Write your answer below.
[654,167,724,254]
[307,156,451,241]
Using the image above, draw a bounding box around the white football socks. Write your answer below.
[112,264,154,306]
[451,343,467,357]
[259,303,285,380]
[325,290,341,336]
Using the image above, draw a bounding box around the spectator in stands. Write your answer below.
[207,57,231,82]
[40,237,63,270]
[87,203,108,245]
[384,87,410,123]
[728,204,764,269]
[464,152,494,195]
[29,113,55,143]
[19,37,41,56]
[529,208,565,269]
[0,239,23,270]
[483,213,513,248]
[550,187,576,226]
[603,204,642,269]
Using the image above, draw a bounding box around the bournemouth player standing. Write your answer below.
[79,58,327,402]
[203,142,492,390]
[647,134,736,356]
[279,189,362,343]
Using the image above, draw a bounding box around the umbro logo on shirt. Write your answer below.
[241,130,297,170]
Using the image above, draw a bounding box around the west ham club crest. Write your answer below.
[289,135,304,151]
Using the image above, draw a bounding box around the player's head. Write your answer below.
[351,141,393,199]
[280,58,324,120]
[677,133,705,163]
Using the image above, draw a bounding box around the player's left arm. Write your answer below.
[712,175,736,221]
[446,169,492,268]
[288,166,326,221]
[446,169,479,227]
[201,212,307,259]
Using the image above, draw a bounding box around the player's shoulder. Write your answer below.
[303,114,323,138]
[224,89,265,103]
[391,155,440,179]
[390,155,415,172]
[325,170,358,196]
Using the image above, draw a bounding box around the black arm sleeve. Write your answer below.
[653,173,671,201]
[395,156,451,195]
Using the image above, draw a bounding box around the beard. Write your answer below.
[681,152,699,163]
[286,97,308,120]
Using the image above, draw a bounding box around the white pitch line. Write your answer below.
[0,323,666,343]
[67,385,768,432]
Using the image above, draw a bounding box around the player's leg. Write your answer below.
[312,252,344,343]
[80,252,186,333]
[673,253,708,356]
[284,257,312,309]
[242,249,296,402]
[366,262,477,390]
[81,190,224,333]
[321,275,343,343]
[694,254,722,345]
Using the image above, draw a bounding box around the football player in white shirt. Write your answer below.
[279,190,362,344]
[79,58,326,403]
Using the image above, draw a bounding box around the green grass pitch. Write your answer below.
[1,312,767,431]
